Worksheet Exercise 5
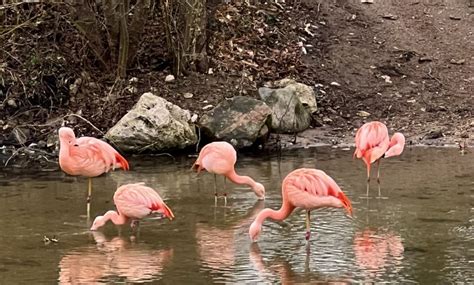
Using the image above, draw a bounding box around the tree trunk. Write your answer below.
[128,0,151,65]
[161,0,207,75]
[117,0,129,78]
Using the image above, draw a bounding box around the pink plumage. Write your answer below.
[90,183,174,230]
[192,141,265,200]
[353,121,405,196]
[58,127,129,177]
[249,168,352,242]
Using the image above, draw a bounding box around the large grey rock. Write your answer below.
[258,84,312,133]
[105,92,197,152]
[199,96,271,148]
[273,78,318,113]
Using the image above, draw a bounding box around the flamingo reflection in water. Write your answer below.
[353,228,404,279]
[58,231,173,284]
[249,243,352,284]
[196,200,264,274]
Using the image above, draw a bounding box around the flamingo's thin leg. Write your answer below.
[87,177,92,220]
[305,210,311,241]
[214,174,218,206]
[224,176,227,206]
[366,165,371,197]
[376,159,382,197]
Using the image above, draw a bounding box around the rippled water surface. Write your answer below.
[0,147,472,284]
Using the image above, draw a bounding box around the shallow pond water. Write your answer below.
[0,147,472,284]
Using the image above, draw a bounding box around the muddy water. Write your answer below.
[0,147,472,284]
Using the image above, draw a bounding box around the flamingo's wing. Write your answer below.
[284,169,345,210]
[64,140,111,176]
[355,122,390,164]
[77,137,129,170]
[193,142,236,174]
[114,184,174,220]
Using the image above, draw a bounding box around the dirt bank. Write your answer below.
[0,0,472,161]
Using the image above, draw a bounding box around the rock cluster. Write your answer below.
[106,80,317,151]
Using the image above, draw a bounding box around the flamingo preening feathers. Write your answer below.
[354,121,405,197]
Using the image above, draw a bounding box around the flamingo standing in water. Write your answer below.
[58,127,130,218]
[249,168,353,242]
[90,183,174,231]
[354,121,405,197]
[192,141,265,205]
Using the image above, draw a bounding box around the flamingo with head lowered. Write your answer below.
[192,141,265,205]
[249,168,353,242]
[90,183,174,231]
[58,127,129,218]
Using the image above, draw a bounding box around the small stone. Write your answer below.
[323,117,333,123]
[357,111,371,117]
[449,15,461,20]
[191,114,198,123]
[382,14,398,20]
[208,68,214,74]
[424,130,444,139]
[7,99,17,108]
[165,75,175,82]
[126,86,138,94]
[330,82,341,87]
[418,57,432,63]
[361,0,374,3]
[38,140,47,148]
[381,75,392,84]
[450,59,465,65]
[129,77,139,83]
[202,104,214,110]
[183,92,194,99]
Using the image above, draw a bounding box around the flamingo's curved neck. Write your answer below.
[389,135,402,148]
[227,170,257,189]
[104,210,128,225]
[385,133,405,158]
[59,138,71,158]
[255,201,294,226]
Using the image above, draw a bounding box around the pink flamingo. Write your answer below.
[192,141,265,205]
[249,168,353,242]
[90,182,174,231]
[59,127,129,218]
[354,121,405,197]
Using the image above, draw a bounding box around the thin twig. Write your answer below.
[4,147,24,167]
[0,13,41,38]
[195,126,201,153]
[66,114,104,135]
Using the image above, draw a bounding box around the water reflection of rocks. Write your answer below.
[58,232,173,284]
